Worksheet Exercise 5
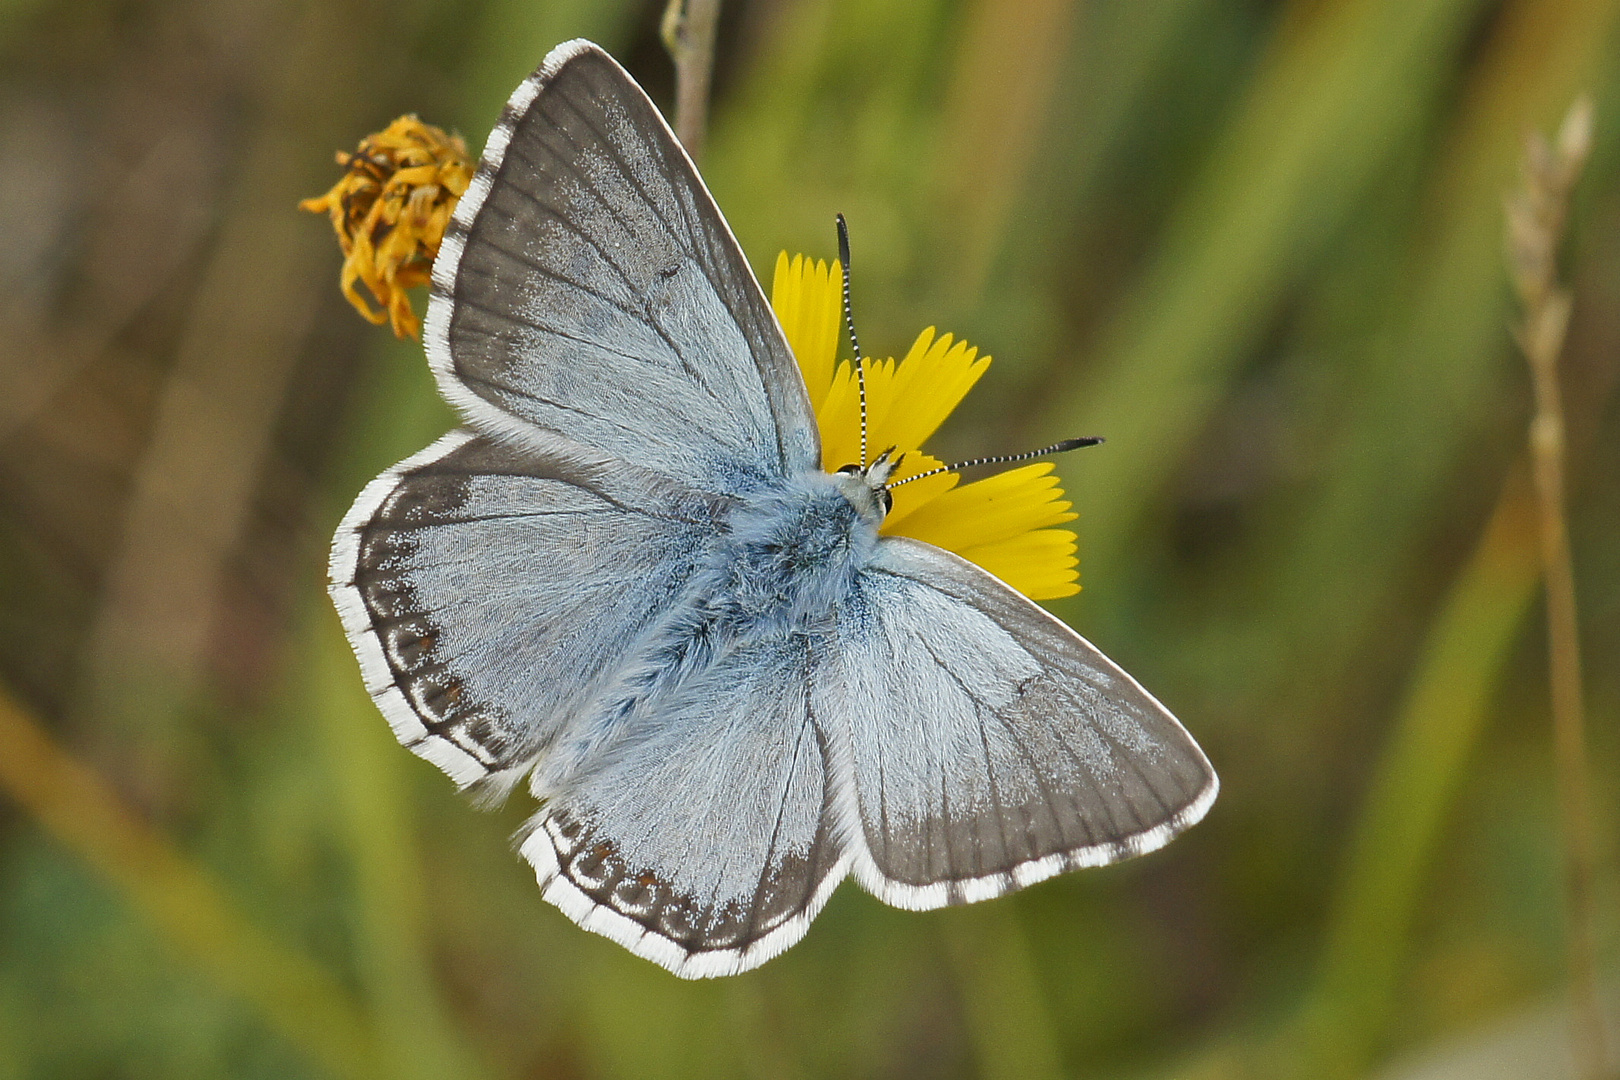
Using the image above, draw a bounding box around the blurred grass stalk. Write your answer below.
[931,0,1080,306]
[0,681,387,1080]
[928,2,1084,1077]
[1232,0,1619,740]
[1276,80,1618,1080]
[1505,98,1609,1080]
[1287,463,1543,1080]
[311,591,493,1080]
[1285,95,1612,1080]
[0,5,475,1072]
[71,0,415,816]
[661,0,724,163]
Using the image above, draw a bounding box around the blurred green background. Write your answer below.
[1,0,1618,1077]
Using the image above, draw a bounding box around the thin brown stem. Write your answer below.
[1507,96,1610,1080]
[661,0,723,161]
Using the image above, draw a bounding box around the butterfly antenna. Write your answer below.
[886,437,1105,489]
[836,214,869,469]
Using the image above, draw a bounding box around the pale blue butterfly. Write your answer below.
[329,39,1216,978]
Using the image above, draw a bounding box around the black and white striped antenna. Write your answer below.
[836,214,868,469]
[886,437,1104,489]
[836,215,1101,488]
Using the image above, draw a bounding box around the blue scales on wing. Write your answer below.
[424,41,818,495]
[329,431,718,794]
[819,538,1218,910]
[520,633,847,978]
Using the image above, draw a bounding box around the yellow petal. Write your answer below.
[895,463,1080,597]
[814,356,909,471]
[959,528,1081,599]
[301,114,470,339]
[816,360,861,470]
[771,253,842,413]
[897,463,1076,551]
[872,328,990,452]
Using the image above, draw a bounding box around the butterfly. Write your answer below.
[329,39,1216,978]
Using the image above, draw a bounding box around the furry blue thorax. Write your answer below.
[713,469,884,641]
[530,470,883,790]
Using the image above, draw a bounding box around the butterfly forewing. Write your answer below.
[821,538,1217,908]
[425,41,818,494]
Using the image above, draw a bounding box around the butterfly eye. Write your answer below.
[877,487,893,515]
[835,464,861,476]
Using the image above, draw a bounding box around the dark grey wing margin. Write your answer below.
[425,39,818,493]
[328,430,714,795]
[823,537,1217,910]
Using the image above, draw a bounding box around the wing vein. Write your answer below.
[542,89,769,428]
[451,293,678,374]
[464,224,694,371]
[477,154,731,403]
[549,89,692,261]
[1093,722,1174,825]
[917,636,1075,857]
[973,702,1015,874]
[743,686,812,944]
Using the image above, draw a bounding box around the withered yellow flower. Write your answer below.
[772,252,1082,600]
[300,115,472,339]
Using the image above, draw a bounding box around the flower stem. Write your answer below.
[661,0,723,161]
[1507,96,1610,1080]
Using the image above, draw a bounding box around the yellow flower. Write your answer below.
[771,252,1081,600]
[300,115,472,340]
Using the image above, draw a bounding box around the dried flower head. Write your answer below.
[300,115,472,339]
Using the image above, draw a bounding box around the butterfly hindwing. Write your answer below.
[426,40,818,495]
[519,635,847,978]
[821,538,1217,908]
[329,431,718,792]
